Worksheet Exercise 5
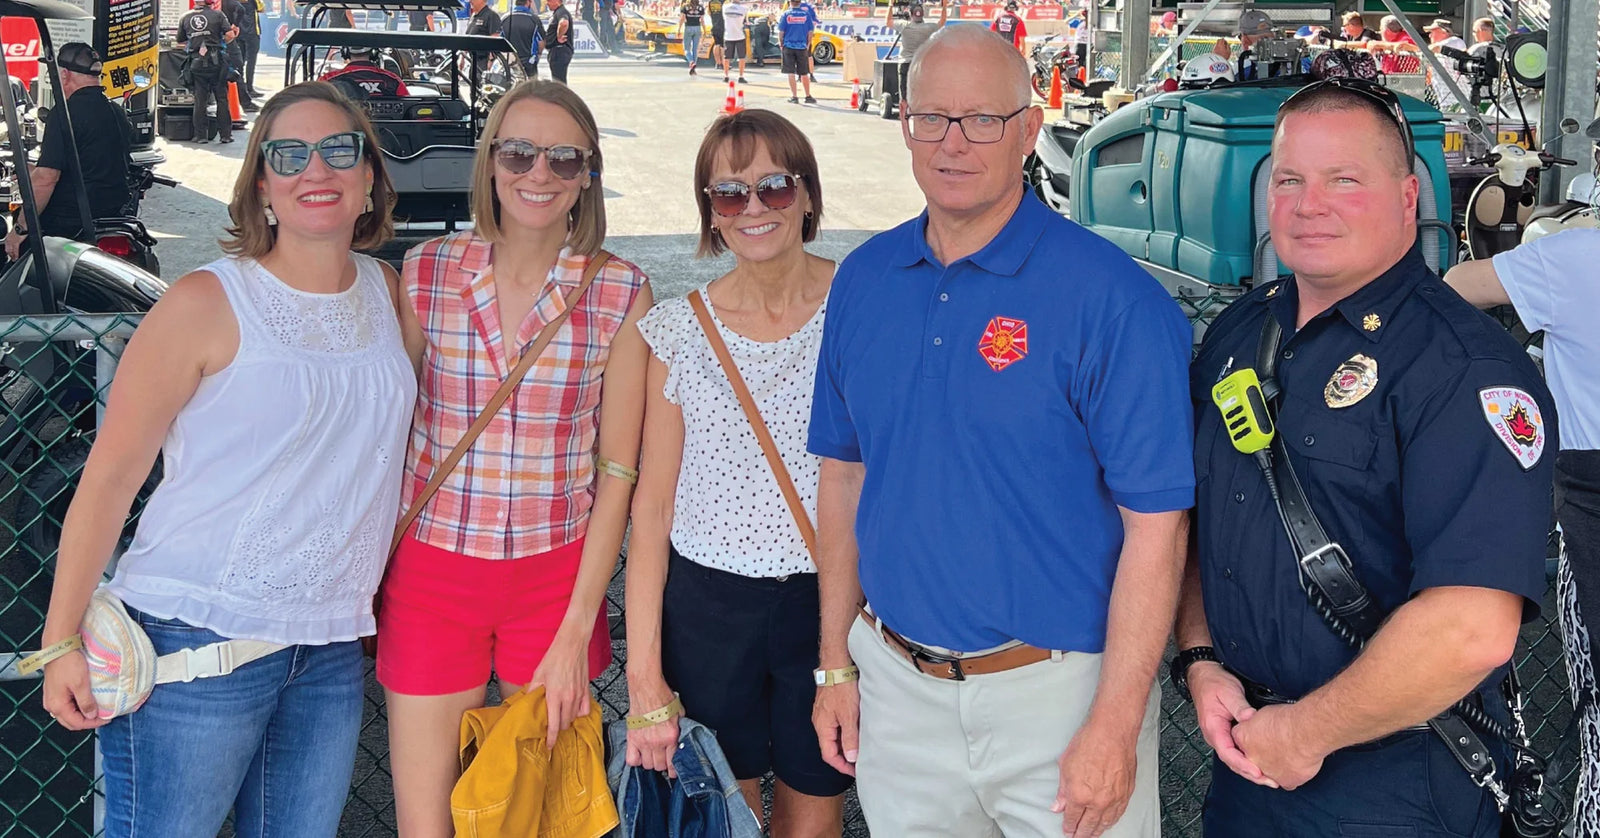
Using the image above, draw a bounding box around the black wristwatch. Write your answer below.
[1169,645,1219,703]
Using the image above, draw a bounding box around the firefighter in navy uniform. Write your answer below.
[1173,82,1558,837]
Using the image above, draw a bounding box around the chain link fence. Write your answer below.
[0,307,1579,838]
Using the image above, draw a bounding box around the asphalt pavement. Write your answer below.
[145,52,930,300]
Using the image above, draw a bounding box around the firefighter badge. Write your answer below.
[1323,354,1378,408]
[977,316,1028,372]
[1479,387,1546,470]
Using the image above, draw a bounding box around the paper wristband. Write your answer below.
[626,693,684,729]
[597,457,639,484]
[16,635,84,676]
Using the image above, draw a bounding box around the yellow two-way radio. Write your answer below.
[1211,369,1275,455]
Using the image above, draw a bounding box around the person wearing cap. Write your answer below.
[176,0,236,144]
[989,0,1027,53]
[885,0,945,67]
[320,45,411,97]
[1225,9,1274,81]
[1151,11,1176,38]
[1297,24,1332,46]
[3,43,131,260]
[1423,19,1467,110]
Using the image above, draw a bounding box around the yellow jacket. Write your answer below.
[452,687,619,838]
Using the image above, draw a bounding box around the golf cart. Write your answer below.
[284,9,519,232]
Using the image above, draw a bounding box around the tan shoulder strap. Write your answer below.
[390,250,613,555]
[686,289,818,560]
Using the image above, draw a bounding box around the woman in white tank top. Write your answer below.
[35,82,422,838]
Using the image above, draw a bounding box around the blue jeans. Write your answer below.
[98,610,364,838]
[684,26,702,66]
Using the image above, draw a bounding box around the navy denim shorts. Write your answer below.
[660,547,853,798]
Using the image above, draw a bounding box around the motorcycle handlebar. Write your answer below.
[1540,153,1578,167]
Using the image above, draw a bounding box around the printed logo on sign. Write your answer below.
[276,22,291,47]
[1478,387,1546,470]
[977,316,1028,372]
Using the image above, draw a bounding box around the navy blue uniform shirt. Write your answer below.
[1191,247,1556,700]
[808,193,1195,652]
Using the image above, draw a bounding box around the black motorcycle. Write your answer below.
[1029,34,1080,100]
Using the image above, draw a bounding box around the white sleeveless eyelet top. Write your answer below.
[107,254,417,645]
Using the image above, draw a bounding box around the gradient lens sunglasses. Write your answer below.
[260,131,365,177]
[491,139,593,179]
[1281,78,1414,162]
[703,173,801,217]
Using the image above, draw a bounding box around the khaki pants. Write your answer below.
[848,617,1161,838]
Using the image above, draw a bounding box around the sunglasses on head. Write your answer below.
[703,173,802,217]
[491,139,593,179]
[260,131,365,177]
[1281,78,1414,162]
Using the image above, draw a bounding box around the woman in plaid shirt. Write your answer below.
[377,81,654,836]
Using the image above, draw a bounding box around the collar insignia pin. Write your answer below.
[1363,313,1381,332]
[1266,284,1279,298]
[1324,354,1379,408]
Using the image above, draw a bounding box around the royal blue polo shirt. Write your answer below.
[1190,247,1556,700]
[808,193,1196,653]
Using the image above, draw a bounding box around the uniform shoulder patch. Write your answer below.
[1478,387,1547,470]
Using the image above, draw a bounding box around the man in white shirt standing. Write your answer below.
[721,0,749,82]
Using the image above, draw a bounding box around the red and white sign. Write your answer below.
[2,18,45,87]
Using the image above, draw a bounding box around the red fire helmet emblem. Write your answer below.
[978,316,1029,372]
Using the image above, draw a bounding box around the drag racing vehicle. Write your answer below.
[621,6,680,52]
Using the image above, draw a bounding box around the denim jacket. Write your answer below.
[606,717,763,838]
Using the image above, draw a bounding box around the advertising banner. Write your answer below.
[0,0,155,95]
[100,0,159,96]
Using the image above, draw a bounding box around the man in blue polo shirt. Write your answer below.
[808,24,1193,838]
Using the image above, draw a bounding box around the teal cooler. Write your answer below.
[1070,85,1451,287]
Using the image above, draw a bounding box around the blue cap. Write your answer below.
[1296,24,1314,36]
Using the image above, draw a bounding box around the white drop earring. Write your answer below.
[264,204,278,226]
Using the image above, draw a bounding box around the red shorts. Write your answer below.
[376,533,613,695]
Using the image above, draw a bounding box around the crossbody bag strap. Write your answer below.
[687,289,818,560]
[389,250,613,556]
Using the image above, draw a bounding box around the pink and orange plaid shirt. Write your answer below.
[402,231,649,559]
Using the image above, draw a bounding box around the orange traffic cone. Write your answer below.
[721,80,738,114]
[735,88,745,112]
[1047,66,1063,109]
[228,80,243,124]
[849,78,861,109]
[1077,64,1087,85]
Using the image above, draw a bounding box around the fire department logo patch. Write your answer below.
[1479,387,1546,470]
[978,316,1029,372]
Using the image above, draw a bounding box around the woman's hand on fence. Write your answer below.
[41,651,107,731]
[625,674,681,776]
[528,628,592,750]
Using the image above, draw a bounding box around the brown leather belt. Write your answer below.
[858,606,1054,680]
